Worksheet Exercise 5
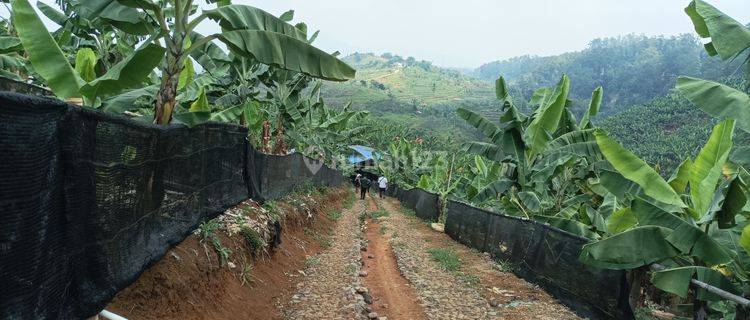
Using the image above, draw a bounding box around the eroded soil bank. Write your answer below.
[105,189,582,320]
[107,187,350,320]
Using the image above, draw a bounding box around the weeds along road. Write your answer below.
[284,192,581,320]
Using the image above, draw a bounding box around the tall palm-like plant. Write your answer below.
[10,0,355,123]
[457,75,607,238]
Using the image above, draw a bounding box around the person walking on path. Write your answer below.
[377,175,388,198]
[354,173,362,191]
[359,176,371,200]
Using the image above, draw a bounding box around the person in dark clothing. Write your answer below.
[359,177,371,200]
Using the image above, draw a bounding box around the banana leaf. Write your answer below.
[580,226,679,269]
[677,77,750,133]
[668,158,693,194]
[218,30,355,81]
[606,207,637,234]
[535,214,598,239]
[461,141,504,162]
[666,223,733,266]
[524,75,570,156]
[594,129,686,208]
[101,85,158,113]
[205,5,307,41]
[495,76,509,101]
[12,0,84,98]
[652,266,740,300]
[685,0,750,60]
[579,86,603,129]
[80,42,165,101]
[690,119,734,218]
[456,107,501,139]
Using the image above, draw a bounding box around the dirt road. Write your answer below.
[284,194,580,319]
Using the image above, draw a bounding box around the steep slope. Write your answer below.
[322,53,495,111]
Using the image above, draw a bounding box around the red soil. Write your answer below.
[106,188,346,320]
[361,196,427,319]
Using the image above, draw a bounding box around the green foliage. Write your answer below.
[327,210,342,221]
[370,209,390,219]
[475,34,738,115]
[426,248,461,272]
[240,226,265,255]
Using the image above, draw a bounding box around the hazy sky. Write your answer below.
[235,0,750,68]
[5,1,749,68]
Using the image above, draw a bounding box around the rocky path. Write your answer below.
[284,193,581,320]
[284,195,367,319]
[377,197,581,320]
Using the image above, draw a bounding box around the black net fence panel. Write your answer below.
[1,94,71,319]
[0,92,343,319]
[399,188,440,222]
[247,148,343,201]
[445,200,631,319]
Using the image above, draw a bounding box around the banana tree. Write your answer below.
[457,75,608,238]
[581,120,750,318]
[676,0,750,176]
[286,94,370,160]
[97,0,355,124]
[377,137,431,188]
[10,0,163,105]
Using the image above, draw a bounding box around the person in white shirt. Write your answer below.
[377,175,388,198]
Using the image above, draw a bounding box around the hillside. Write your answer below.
[599,77,750,173]
[474,34,737,115]
[322,53,495,111]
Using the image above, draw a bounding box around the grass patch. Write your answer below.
[327,210,342,221]
[240,226,265,255]
[344,263,356,275]
[305,256,318,267]
[305,227,333,249]
[198,219,232,267]
[400,207,416,217]
[380,225,388,235]
[458,273,480,286]
[344,189,356,209]
[263,201,281,220]
[427,247,461,272]
[371,209,390,219]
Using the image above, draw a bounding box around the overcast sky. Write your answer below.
[4,1,748,69]
[235,0,749,68]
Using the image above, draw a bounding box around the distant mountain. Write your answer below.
[321,52,495,112]
[473,34,737,115]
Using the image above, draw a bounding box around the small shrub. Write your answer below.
[327,210,342,221]
[344,263,357,275]
[427,247,461,272]
[494,259,518,273]
[263,201,281,220]
[240,226,266,255]
[215,244,232,267]
[305,256,319,267]
[380,225,388,235]
[198,219,220,240]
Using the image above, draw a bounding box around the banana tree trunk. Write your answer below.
[154,46,183,125]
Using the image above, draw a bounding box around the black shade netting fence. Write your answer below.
[397,188,441,222]
[247,148,343,201]
[0,92,343,319]
[444,200,631,319]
